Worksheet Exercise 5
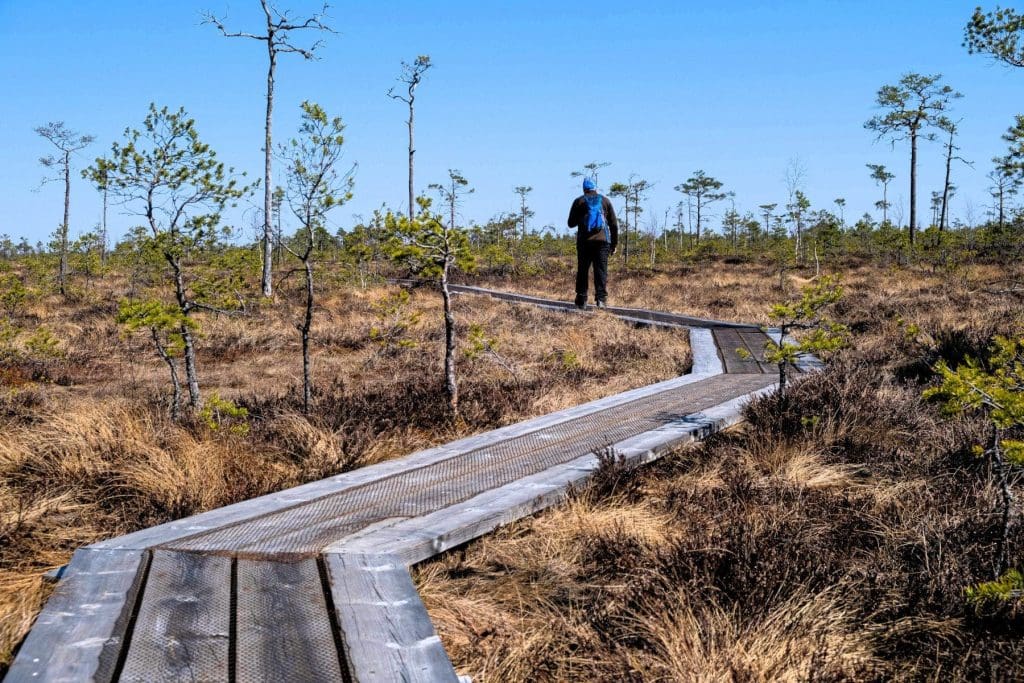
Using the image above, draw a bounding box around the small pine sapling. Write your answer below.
[199,392,250,435]
[756,275,849,393]
[464,323,519,382]
[924,334,1024,582]
[278,101,354,414]
[0,272,28,319]
[384,197,474,418]
[369,288,420,357]
[24,326,63,361]
[86,104,252,413]
[964,569,1024,614]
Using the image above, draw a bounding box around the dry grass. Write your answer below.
[628,586,884,681]
[0,271,689,668]
[4,257,1024,677]
[416,259,1024,682]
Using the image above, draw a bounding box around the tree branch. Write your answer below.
[185,301,247,317]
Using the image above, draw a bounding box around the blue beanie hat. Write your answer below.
[582,178,596,191]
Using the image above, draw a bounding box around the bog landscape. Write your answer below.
[2,2,1024,681]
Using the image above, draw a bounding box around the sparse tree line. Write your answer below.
[4,4,1024,424]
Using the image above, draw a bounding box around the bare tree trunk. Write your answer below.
[100,183,108,264]
[940,133,953,232]
[407,99,415,221]
[440,261,458,417]
[151,327,181,421]
[180,324,201,411]
[301,257,314,413]
[520,196,527,240]
[168,255,201,410]
[450,186,456,235]
[790,208,798,262]
[59,150,70,296]
[695,197,702,243]
[261,48,276,297]
[623,195,630,269]
[909,130,917,246]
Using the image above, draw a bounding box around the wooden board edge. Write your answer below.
[6,548,148,683]
[323,553,459,683]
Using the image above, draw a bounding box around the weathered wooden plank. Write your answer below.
[739,330,769,361]
[235,558,344,683]
[324,553,458,683]
[328,460,591,563]
[94,370,714,552]
[117,550,231,683]
[712,328,746,374]
[738,330,782,373]
[714,328,766,374]
[330,375,778,564]
[449,284,759,329]
[614,378,777,460]
[690,327,724,376]
[6,548,147,683]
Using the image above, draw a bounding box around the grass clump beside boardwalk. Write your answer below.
[0,276,689,671]
[417,262,1024,682]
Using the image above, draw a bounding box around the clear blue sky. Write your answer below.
[0,0,1020,245]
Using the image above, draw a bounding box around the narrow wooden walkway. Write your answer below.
[6,287,812,683]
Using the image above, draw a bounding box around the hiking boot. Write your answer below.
[574,295,587,310]
[596,300,607,309]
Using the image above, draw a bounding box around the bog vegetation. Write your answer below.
[3,3,1024,680]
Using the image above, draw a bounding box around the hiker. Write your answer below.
[567,177,618,309]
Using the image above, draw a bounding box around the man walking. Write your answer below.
[567,178,618,309]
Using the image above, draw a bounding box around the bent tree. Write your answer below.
[87,104,250,415]
[117,300,193,421]
[204,1,333,297]
[279,101,354,414]
[385,196,473,418]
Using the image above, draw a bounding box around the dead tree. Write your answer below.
[204,1,334,298]
[35,122,94,296]
[388,56,432,221]
[936,117,971,231]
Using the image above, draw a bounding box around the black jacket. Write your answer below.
[567,193,618,248]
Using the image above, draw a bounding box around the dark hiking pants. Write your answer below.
[576,240,610,305]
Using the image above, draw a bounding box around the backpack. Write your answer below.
[585,194,609,242]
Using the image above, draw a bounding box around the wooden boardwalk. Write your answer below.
[6,287,813,683]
